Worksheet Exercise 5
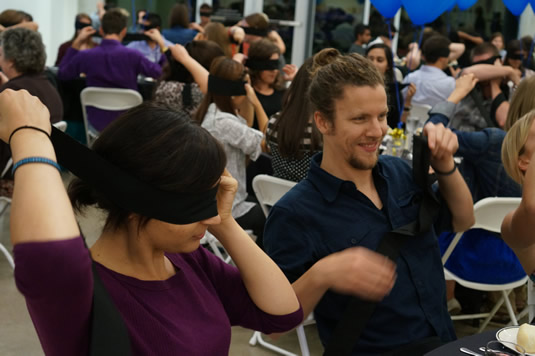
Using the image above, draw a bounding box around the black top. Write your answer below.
[253,89,286,130]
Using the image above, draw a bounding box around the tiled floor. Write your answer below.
[0,173,520,355]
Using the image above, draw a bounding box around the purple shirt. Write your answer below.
[14,237,302,356]
[58,39,162,131]
[126,39,173,66]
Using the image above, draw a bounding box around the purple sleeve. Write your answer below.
[14,237,93,356]
[57,47,82,81]
[137,55,162,79]
[195,247,303,333]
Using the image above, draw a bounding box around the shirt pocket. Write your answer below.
[396,190,422,226]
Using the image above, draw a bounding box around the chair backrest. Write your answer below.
[442,197,521,264]
[406,103,432,130]
[252,174,297,217]
[80,87,143,145]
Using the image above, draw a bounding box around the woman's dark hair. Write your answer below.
[169,4,190,28]
[157,40,224,111]
[504,39,526,73]
[71,13,92,41]
[366,43,394,84]
[267,57,321,158]
[194,56,246,124]
[247,38,285,90]
[160,40,224,83]
[69,102,227,231]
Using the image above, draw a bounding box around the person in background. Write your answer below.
[153,40,224,117]
[163,4,199,45]
[0,9,39,32]
[348,24,371,56]
[428,74,524,314]
[0,28,62,122]
[0,89,303,355]
[195,57,269,249]
[491,32,506,60]
[55,13,97,66]
[403,35,455,108]
[58,10,166,132]
[129,9,146,33]
[199,3,212,28]
[195,22,244,58]
[266,57,322,182]
[246,39,287,121]
[0,28,63,192]
[126,13,173,65]
[367,43,416,128]
[238,13,285,56]
[504,39,535,79]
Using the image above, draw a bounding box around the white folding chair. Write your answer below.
[200,231,232,264]
[442,197,529,332]
[80,87,143,146]
[249,175,314,356]
[0,121,68,270]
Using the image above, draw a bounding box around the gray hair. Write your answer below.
[0,28,46,75]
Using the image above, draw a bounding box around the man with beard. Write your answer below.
[264,49,475,355]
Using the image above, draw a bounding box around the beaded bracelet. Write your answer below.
[8,126,50,146]
[12,157,61,175]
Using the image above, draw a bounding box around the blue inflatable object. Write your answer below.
[401,0,456,25]
[457,0,478,10]
[502,0,528,15]
[370,0,402,19]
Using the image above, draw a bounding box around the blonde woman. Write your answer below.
[501,110,535,281]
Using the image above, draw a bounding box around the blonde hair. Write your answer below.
[505,76,535,131]
[502,110,535,184]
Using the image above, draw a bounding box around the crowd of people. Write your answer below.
[1,2,535,355]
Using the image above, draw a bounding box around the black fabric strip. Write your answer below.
[208,75,246,96]
[50,127,219,224]
[200,11,212,17]
[472,55,501,66]
[245,59,280,70]
[241,26,269,37]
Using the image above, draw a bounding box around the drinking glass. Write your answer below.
[485,340,525,356]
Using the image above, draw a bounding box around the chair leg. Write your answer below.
[296,325,310,356]
[478,290,510,333]
[248,331,298,356]
[503,290,519,325]
[0,242,14,269]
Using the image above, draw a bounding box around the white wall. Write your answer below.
[1,0,80,66]
[519,4,535,39]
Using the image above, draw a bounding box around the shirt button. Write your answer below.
[351,239,357,244]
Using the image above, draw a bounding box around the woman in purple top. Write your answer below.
[0,90,302,355]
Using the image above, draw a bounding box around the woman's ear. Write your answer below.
[519,155,530,173]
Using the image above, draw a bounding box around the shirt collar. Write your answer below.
[307,153,389,203]
[100,39,122,46]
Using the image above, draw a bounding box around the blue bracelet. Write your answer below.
[12,157,61,175]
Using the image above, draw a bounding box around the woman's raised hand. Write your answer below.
[215,169,238,222]
[0,89,51,143]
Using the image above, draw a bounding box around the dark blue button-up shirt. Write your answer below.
[264,153,456,355]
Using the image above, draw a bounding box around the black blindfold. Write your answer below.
[472,55,501,66]
[508,52,524,60]
[245,59,280,70]
[75,20,92,31]
[242,27,269,37]
[208,75,247,96]
[50,127,219,225]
